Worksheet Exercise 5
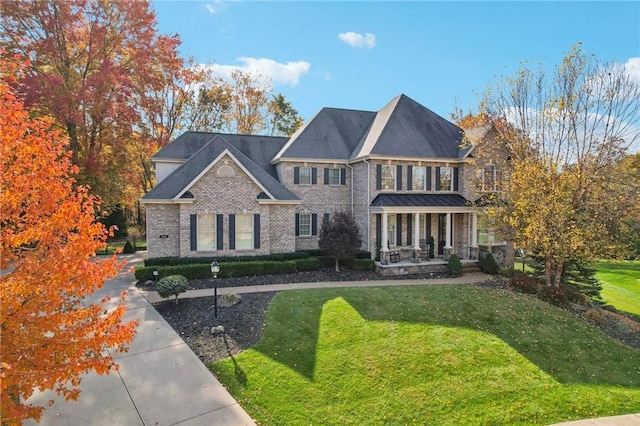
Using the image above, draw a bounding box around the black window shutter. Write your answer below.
[376,214,381,248]
[453,167,459,191]
[396,214,402,246]
[376,164,382,190]
[228,214,235,250]
[294,167,300,184]
[254,214,260,249]
[407,166,413,190]
[435,167,441,191]
[216,214,224,250]
[396,165,402,190]
[190,214,197,251]
[426,166,432,190]
[426,213,432,240]
[295,213,300,236]
[312,167,317,184]
[340,168,346,185]
[407,214,413,246]
[324,168,329,184]
[311,213,318,236]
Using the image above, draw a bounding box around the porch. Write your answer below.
[375,258,481,276]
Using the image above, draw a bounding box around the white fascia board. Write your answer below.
[175,149,276,200]
[139,198,194,205]
[349,155,463,164]
[272,157,349,165]
[150,158,185,165]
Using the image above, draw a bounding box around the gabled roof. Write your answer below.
[370,193,472,208]
[272,108,376,162]
[351,94,464,160]
[142,135,298,202]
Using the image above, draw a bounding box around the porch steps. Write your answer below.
[462,262,482,274]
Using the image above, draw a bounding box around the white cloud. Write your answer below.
[197,57,311,87]
[338,32,376,49]
[204,0,226,14]
[624,57,640,85]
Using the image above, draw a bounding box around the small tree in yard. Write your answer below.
[318,211,363,272]
[157,275,189,304]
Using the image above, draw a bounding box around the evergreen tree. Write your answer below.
[318,211,362,272]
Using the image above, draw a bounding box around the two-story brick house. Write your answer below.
[141,94,511,272]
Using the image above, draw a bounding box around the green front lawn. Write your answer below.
[596,260,640,315]
[211,285,640,425]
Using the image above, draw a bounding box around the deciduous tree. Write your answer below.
[318,211,363,272]
[1,0,186,208]
[480,44,640,287]
[0,55,137,424]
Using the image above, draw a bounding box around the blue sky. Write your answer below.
[153,1,640,122]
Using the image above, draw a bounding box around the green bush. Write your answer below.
[144,252,309,267]
[123,240,135,254]
[135,264,212,281]
[448,253,462,276]
[480,252,500,275]
[156,275,188,304]
[295,257,320,272]
[350,258,374,271]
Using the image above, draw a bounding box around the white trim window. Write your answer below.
[439,167,453,191]
[381,165,396,190]
[298,213,312,237]
[298,166,312,185]
[327,168,341,185]
[412,166,426,191]
[197,213,216,251]
[236,214,254,250]
[480,164,503,192]
[387,213,397,247]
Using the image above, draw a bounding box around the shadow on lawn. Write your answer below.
[252,285,640,387]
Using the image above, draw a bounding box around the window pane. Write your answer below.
[440,167,452,191]
[381,165,395,190]
[412,166,425,190]
[483,165,495,191]
[197,213,216,251]
[387,214,396,247]
[328,168,341,185]
[299,167,311,184]
[236,214,253,250]
[299,214,311,236]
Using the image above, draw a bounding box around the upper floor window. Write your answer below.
[411,166,426,191]
[294,166,317,185]
[479,165,503,192]
[381,165,396,190]
[439,167,453,191]
[325,168,344,185]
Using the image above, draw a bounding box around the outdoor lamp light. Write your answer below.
[210,261,220,317]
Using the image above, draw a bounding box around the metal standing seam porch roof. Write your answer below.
[370,193,476,210]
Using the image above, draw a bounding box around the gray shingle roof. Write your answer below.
[370,193,471,208]
[142,135,298,202]
[351,94,464,160]
[273,108,376,162]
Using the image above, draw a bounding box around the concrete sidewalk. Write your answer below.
[25,253,255,426]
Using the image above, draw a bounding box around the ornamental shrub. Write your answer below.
[123,240,135,254]
[156,275,188,304]
[447,253,462,277]
[481,252,500,275]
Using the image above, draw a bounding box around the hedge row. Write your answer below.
[135,256,373,281]
[144,251,311,267]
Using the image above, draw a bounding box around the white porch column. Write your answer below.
[413,212,420,250]
[445,212,453,249]
[471,212,478,247]
[381,212,389,252]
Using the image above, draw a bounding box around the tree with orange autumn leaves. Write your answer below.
[0,56,137,424]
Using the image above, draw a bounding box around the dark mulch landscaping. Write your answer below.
[148,270,639,366]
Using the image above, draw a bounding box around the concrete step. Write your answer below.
[462,263,482,274]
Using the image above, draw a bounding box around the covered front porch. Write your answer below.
[369,194,481,266]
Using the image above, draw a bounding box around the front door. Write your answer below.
[437,213,446,256]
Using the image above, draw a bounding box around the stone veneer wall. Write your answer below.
[146,203,180,258]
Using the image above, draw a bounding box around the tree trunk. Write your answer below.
[544,255,564,288]
[334,258,340,273]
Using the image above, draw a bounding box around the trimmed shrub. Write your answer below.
[123,240,135,254]
[448,253,462,277]
[480,252,500,274]
[295,257,320,272]
[156,275,188,304]
[144,252,310,267]
[350,258,374,271]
